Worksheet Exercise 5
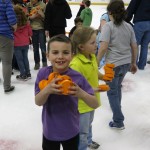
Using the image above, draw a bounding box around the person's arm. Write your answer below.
[12,23,17,32]
[130,43,138,74]
[126,0,141,22]
[97,41,108,66]
[69,83,99,109]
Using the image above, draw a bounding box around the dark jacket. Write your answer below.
[126,0,150,23]
[44,0,72,30]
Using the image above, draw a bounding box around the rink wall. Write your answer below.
[67,0,131,5]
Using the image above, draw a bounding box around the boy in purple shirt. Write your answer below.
[35,34,99,150]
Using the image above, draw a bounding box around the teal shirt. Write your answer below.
[70,53,100,113]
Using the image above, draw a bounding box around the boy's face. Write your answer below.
[47,41,72,73]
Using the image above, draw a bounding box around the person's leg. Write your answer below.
[38,29,47,66]
[78,112,91,150]
[138,31,150,69]
[14,46,26,76]
[62,134,79,150]
[22,45,30,75]
[107,64,130,128]
[87,110,94,145]
[42,135,60,150]
[32,30,40,69]
[134,21,150,69]
[0,36,14,90]
[87,111,100,149]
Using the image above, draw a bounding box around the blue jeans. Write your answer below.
[32,29,47,64]
[107,64,130,127]
[14,45,30,76]
[78,111,94,150]
[134,21,150,69]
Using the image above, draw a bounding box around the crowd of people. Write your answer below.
[0,0,150,150]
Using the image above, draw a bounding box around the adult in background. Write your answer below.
[0,0,17,93]
[126,0,150,70]
[44,0,72,38]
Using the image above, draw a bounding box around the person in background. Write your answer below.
[126,0,150,70]
[69,17,83,39]
[80,0,92,27]
[0,0,17,93]
[14,5,32,81]
[97,0,137,130]
[76,0,87,17]
[34,34,99,150]
[44,0,72,38]
[70,26,106,150]
[27,0,47,70]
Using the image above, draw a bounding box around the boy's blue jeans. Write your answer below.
[134,21,150,69]
[78,111,94,150]
[107,64,130,127]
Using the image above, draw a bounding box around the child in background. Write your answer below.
[76,0,87,17]
[97,0,137,129]
[69,17,83,38]
[34,34,99,150]
[80,0,92,27]
[70,27,104,150]
[14,5,32,80]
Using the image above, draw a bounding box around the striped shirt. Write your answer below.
[0,0,17,39]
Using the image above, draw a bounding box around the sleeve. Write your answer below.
[65,2,72,19]
[6,0,17,26]
[80,9,85,21]
[80,77,94,95]
[34,68,47,95]
[126,0,141,22]
[100,23,111,43]
[44,2,51,30]
[100,13,109,22]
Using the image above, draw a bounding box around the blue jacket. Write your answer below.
[0,0,17,39]
[126,0,150,23]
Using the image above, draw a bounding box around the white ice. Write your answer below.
[0,4,150,150]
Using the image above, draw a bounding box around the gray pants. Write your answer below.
[0,35,14,90]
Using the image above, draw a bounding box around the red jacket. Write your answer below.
[14,23,32,46]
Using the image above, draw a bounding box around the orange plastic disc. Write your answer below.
[39,79,48,90]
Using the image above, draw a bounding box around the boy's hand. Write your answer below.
[68,83,83,97]
[45,78,62,95]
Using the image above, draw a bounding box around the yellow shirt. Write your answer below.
[70,53,101,113]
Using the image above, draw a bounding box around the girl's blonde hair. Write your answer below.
[14,5,28,27]
[71,26,96,54]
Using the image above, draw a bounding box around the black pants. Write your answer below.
[42,134,79,150]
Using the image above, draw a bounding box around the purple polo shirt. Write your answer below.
[35,66,94,141]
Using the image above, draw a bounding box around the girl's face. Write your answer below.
[47,41,72,73]
[79,33,97,58]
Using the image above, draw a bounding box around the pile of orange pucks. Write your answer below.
[39,72,74,95]
[99,63,115,92]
